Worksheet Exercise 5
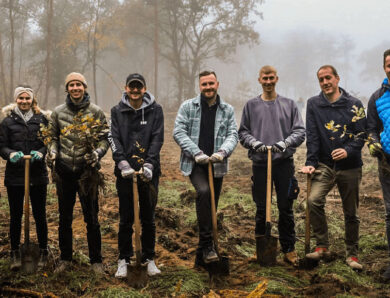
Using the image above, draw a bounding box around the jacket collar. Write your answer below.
[318,87,351,107]
[66,93,90,111]
[192,94,228,109]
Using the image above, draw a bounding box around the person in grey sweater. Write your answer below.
[238,65,305,266]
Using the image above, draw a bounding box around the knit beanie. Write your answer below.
[65,72,87,89]
[14,86,34,102]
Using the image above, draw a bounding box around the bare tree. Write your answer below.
[43,0,54,107]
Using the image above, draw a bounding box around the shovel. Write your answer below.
[127,172,148,288]
[204,161,229,276]
[298,170,320,269]
[21,155,40,274]
[256,146,278,266]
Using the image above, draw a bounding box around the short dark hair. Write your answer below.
[384,49,390,66]
[199,70,217,80]
[317,65,339,77]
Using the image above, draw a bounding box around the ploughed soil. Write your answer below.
[0,111,390,297]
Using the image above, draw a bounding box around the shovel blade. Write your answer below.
[256,235,278,266]
[298,257,319,269]
[127,263,149,289]
[21,242,40,274]
[195,252,230,276]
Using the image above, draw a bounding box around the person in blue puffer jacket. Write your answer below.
[367,48,390,281]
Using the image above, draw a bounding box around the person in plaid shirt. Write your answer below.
[173,70,238,265]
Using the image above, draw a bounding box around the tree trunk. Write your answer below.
[9,0,15,97]
[43,0,54,108]
[0,31,8,103]
[92,0,101,104]
[17,19,26,83]
[154,0,158,98]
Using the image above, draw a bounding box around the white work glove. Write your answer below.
[118,160,135,178]
[194,152,209,164]
[45,150,57,167]
[209,150,226,163]
[251,140,267,153]
[140,163,153,182]
[271,141,288,153]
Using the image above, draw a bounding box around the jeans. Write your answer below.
[116,175,158,262]
[308,163,361,257]
[56,173,102,264]
[7,184,48,250]
[190,164,223,252]
[379,163,390,255]
[252,158,296,253]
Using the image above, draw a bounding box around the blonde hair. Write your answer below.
[259,65,277,76]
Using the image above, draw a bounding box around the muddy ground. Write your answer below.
[0,112,390,297]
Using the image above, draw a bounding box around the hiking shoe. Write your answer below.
[284,251,299,267]
[10,250,21,271]
[91,262,105,275]
[203,247,219,264]
[54,260,71,273]
[145,259,161,276]
[306,247,330,260]
[382,265,390,281]
[115,259,128,278]
[38,249,48,268]
[346,257,363,271]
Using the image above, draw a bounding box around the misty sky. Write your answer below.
[214,0,390,104]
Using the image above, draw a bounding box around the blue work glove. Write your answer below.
[141,163,153,182]
[118,160,135,178]
[30,150,43,162]
[10,151,24,163]
[271,141,288,153]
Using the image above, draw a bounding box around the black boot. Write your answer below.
[10,249,21,271]
[38,249,48,268]
[382,265,390,281]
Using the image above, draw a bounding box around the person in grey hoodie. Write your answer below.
[238,65,305,266]
[109,73,164,278]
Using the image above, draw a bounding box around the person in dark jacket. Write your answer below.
[238,65,305,266]
[301,65,366,270]
[366,48,390,280]
[109,73,164,278]
[0,85,49,270]
[46,72,109,274]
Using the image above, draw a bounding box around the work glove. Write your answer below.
[368,142,383,157]
[140,163,153,182]
[118,160,135,178]
[272,141,288,153]
[194,152,209,164]
[45,150,57,168]
[209,150,226,163]
[251,141,267,153]
[85,150,99,167]
[30,150,43,162]
[10,151,24,163]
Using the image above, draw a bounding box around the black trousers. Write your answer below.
[189,164,223,252]
[252,158,296,253]
[116,175,158,262]
[7,184,48,250]
[56,173,102,264]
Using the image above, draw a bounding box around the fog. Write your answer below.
[0,0,389,112]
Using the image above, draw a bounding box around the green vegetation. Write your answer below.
[98,287,151,298]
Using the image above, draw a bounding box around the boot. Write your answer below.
[382,265,390,281]
[284,251,299,267]
[10,249,21,271]
[346,256,363,271]
[38,249,48,268]
[306,247,330,260]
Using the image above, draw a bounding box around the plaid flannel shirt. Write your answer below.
[173,95,238,177]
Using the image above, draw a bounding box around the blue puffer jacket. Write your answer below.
[374,79,390,154]
[305,88,366,171]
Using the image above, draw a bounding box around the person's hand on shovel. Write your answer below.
[209,150,226,163]
[301,165,316,174]
[118,160,135,178]
[194,152,209,164]
[10,151,24,163]
[140,163,153,182]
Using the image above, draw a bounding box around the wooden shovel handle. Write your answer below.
[208,161,219,254]
[23,155,31,244]
[132,174,142,263]
[266,147,272,223]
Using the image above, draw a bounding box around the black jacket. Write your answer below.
[305,88,366,171]
[109,92,164,176]
[0,105,49,186]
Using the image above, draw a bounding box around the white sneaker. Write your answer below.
[146,259,161,276]
[115,259,128,278]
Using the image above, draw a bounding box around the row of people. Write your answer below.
[1,48,390,280]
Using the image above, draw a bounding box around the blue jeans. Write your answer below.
[252,158,296,253]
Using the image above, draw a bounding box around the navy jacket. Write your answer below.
[0,106,49,186]
[305,88,366,170]
[109,92,164,176]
